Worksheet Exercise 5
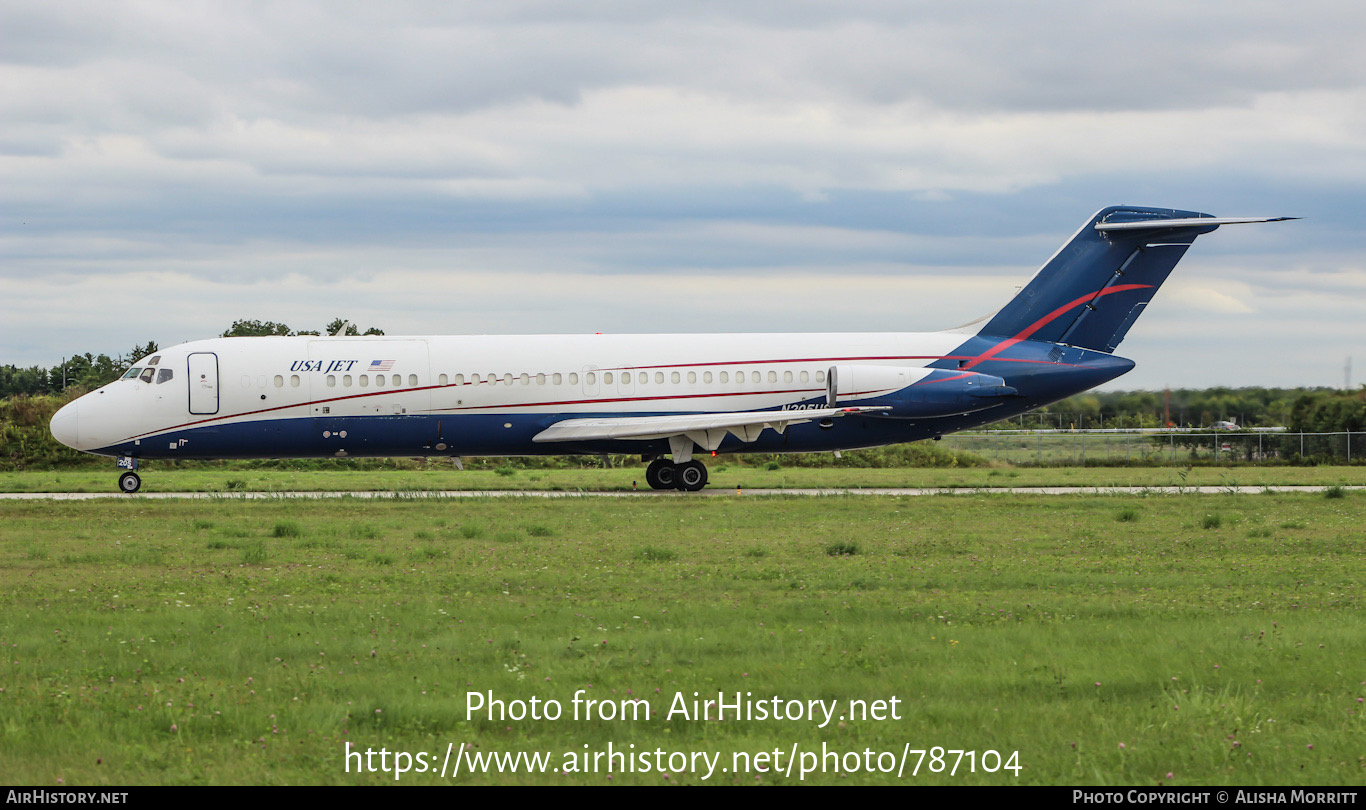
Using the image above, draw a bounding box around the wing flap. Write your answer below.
[533,406,887,449]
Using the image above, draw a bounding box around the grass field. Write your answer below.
[1,463,1362,494]
[1,484,1362,785]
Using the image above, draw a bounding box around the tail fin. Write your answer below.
[977,206,1293,353]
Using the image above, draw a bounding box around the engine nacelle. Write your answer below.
[827,365,1016,418]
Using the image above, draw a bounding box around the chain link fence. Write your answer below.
[940,431,1364,465]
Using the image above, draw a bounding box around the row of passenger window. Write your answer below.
[239,367,826,392]
[236,374,414,389]
[325,374,420,389]
[243,375,303,389]
[433,369,827,387]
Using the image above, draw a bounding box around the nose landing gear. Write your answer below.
[116,457,141,494]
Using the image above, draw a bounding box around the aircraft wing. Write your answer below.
[532,406,888,451]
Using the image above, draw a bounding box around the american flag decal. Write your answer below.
[368,359,395,372]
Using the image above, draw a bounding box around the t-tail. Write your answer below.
[928,206,1295,405]
[974,206,1295,356]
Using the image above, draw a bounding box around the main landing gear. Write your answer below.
[644,458,709,492]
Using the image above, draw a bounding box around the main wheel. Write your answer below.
[118,471,142,494]
[676,460,708,492]
[645,458,676,490]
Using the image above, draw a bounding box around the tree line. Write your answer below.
[0,318,383,398]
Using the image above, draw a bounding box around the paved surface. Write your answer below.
[1,486,1361,500]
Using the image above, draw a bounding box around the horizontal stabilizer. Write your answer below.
[1096,216,1298,231]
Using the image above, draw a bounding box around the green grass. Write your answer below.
[0,464,1361,494]
[0,491,1361,785]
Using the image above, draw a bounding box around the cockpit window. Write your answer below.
[121,368,143,380]
[157,368,174,384]
[139,368,155,384]
[147,356,161,366]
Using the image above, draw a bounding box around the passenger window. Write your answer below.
[800,370,809,382]
[359,375,369,388]
[604,372,613,384]
[343,375,352,387]
[703,371,713,383]
[553,373,562,385]
[327,375,336,387]
[455,374,465,385]
[569,373,579,385]
[157,368,174,384]
[687,372,697,384]
[290,375,301,387]
[410,374,419,387]
[438,374,447,386]
[376,374,386,387]
[654,372,664,384]
[273,375,284,388]
[783,371,793,383]
[392,374,401,387]
[536,373,546,385]
[671,372,680,384]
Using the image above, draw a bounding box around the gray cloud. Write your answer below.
[1,1,1362,389]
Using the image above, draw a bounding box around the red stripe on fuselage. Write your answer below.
[116,347,1079,444]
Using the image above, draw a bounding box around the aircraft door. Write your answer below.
[188,352,220,415]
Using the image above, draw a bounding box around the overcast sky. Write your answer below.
[3,1,1362,390]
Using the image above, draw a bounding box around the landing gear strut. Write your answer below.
[644,458,709,492]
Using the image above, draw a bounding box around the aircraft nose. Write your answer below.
[50,400,81,450]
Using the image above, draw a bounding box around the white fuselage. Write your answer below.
[52,330,980,460]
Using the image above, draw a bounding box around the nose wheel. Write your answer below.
[644,458,709,491]
[118,471,142,494]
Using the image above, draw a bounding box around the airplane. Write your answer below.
[49,205,1294,493]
